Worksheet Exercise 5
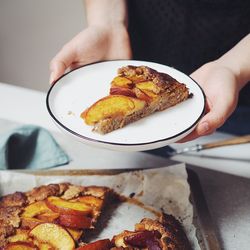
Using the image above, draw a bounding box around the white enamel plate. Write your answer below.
[46,60,205,151]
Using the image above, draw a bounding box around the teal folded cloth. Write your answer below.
[0,125,70,170]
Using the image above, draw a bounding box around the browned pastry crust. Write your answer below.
[0,192,27,247]
[82,65,191,134]
[117,65,191,113]
[0,183,113,249]
[0,184,192,250]
[118,65,185,93]
[112,213,191,250]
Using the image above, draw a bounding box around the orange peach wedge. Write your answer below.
[111,76,133,88]
[58,214,92,229]
[21,217,44,230]
[46,196,93,216]
[29,223,75,250]
[135,81,160,94]
[36,211,59,222]
[82,95,146,125]
[109,86,136,98]
[76,195,103,209]
[21,201,52,218]
[66,228,82,241]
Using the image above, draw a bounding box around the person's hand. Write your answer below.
[180,61,240,142]
[49,24,132,84]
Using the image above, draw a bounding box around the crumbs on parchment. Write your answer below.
[68,111,75,116]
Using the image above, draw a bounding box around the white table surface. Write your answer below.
[1,82,250,249]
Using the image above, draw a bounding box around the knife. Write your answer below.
[146,134,250,157]
[167,134,250,156]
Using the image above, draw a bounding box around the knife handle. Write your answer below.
[202,135,250,150]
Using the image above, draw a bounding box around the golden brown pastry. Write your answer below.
[81,65,191,134]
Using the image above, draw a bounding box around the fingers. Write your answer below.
[178,96,211,142]
[49,43,76,84]
[180,94,235,143]
[178,117,215,143]
[49,27,105,84]
[178,120,213,143]
[49,25,132,84]
[49,60,66,84]
[196,105,227,136]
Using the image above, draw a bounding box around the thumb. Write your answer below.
[49,43,76,84]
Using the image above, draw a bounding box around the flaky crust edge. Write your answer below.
[0,183,113,248]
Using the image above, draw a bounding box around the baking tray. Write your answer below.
[187,168,221,250]
[20,167,221,250]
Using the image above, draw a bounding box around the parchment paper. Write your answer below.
[0,163,200,249]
